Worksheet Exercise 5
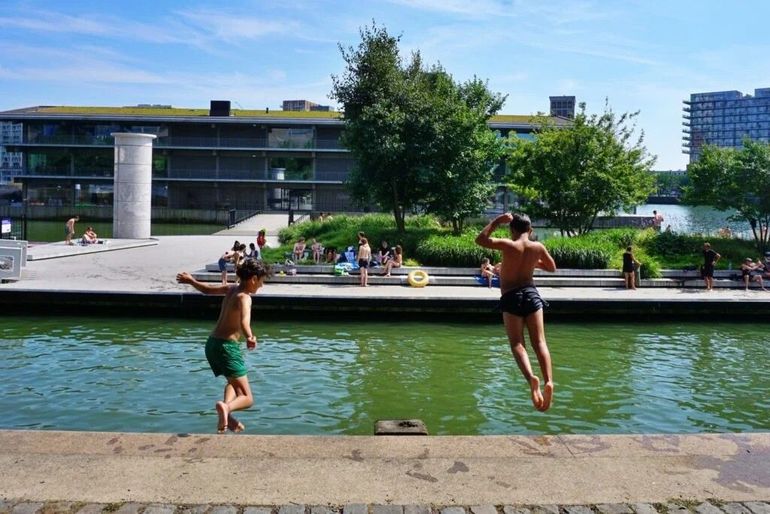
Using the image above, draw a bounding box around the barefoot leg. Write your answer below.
[215,401,229,433]
[529,375,544,410]
[541,381,554,412]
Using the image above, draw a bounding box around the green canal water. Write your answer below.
[1,317,768,435]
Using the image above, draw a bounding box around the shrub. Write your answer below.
[544,237,614,269]
[416,232,499,267]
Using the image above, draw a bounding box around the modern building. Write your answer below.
[683,87,770,163]
[0,101,566,216]
[549,96,576,119]
[282,100,332,112]
[0,121,23,183]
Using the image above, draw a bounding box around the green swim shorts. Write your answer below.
[205,336,248,378]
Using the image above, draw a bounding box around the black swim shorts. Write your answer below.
[499,285,547,317]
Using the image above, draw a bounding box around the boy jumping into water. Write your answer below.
[176,258,271,433]
[476,212,556,411]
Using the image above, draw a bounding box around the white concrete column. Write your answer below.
[112,133,156,239]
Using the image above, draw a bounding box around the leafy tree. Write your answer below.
[505,102,656,236]
[330,23,504,233]
[684,139,770,253]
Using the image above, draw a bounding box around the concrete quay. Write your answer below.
[1,431,769,508]
[1,235,769,320]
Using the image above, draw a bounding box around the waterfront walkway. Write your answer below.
[1,236,769,509]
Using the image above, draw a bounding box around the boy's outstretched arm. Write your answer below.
[176,272,230,295]
[238,293,257,349]
[536,245,557,272]
[476,213,513,249]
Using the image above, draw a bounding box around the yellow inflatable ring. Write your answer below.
[407,270,429,288]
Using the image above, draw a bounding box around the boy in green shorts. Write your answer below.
[176,258,271,433]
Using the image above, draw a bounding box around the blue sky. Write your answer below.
[1,0,769,170]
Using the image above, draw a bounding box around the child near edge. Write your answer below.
[176,258,271,433]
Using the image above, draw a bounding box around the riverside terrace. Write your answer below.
[0,235,769,319]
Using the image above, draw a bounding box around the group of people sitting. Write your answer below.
[80,226,101,245]
[740,253,770,291]
[218,239,262,285]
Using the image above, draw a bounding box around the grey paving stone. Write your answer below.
[11,503,44,514]
[178,506,210,514]
[39,502,77,514]
[208,507,238,514]
[439,508,466,514]
[373,507,403,514]
[665,504,689,514]
[470,506,496,514]
[695,502,724,514]
[310,507,337,514]
[530,507,560,514]
[244,508,273,514]
[74,505,104,514]
[0,500,13,514]
[143,505,178,514]
[631,505,659,514]
[503,507,531,514]
[343,505,367,514]
[597,505,633,514]
[112,503,145,514]
[743,504,770,514]
[278,506,306,514]
[564,507,593,514]
[403,506,431,514]
[722,504,752,514]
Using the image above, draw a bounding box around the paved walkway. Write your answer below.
[1,431,769,507]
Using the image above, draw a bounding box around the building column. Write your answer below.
[112,133,156,239]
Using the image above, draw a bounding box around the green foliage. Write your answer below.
[684,139,770,253]
[506,101,656,235]
[645,231,758,270]
[277,214,444,262]
[544,237,614,269]
[330,23,505,233]
[416,231,499,267]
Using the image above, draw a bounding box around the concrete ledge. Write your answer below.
[27,239,159,261]
[1,430,768,505]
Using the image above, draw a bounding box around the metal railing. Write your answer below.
[16,135,348,151]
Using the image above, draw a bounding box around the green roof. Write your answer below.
[10,106,564,125]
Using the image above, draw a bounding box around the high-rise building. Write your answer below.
[0,121,23,183]
[549,96,576,119]
[683,87,770,163]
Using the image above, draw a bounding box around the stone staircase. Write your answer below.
[192,264,758,289]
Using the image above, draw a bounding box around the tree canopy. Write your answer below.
[505,102,656,236]
[330,23,505,233]
[684,139,770,253]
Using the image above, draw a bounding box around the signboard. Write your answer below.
[0,239,26,268]
[0,218,10,234]
[0,245,22,281]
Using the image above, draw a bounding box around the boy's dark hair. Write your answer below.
[236,258,271,280]
[509,213,532,234]
[626,246,632,251]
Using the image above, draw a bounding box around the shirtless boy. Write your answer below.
[176,258,271,433]
[65,216,79,245]
[476,212,556,411]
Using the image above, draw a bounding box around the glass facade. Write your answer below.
[683,87,770,162]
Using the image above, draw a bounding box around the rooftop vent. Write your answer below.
[210,100,231,117]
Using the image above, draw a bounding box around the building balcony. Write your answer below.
[10,135,349,152]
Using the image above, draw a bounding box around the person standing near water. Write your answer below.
[475,212,557,412]
[176,258,270,433]
[702,242,721,291]
[64,216,79,245]
[652,210,664,231]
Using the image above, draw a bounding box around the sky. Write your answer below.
[1,0,769,170]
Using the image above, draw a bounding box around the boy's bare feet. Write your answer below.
[228,414,245,433]
[528,376,544,410]
[215,401,229,433]
[540,381,554,412]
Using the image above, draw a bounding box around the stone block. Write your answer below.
[374,419,428,435]
[38,501,77,514]
[530,507,560,514]
[743,503,770,514]
[470,506,497,514]
[721,504,751,514]
[278,506,306,514]
[664,504,689,514]
[310,507,338,514]
[503,507,531,514]
[695,502,724,514]
[11,503,44,514]
[73,505,104,514]
[596,505,633,514]
[563,507,593,514]
[178,506,211,514]
[343,505,368,514]
[143,505,177,514]
[630,505,658,514]
[244,508,274,514]
[373,507,403,514]
[404,506,432,514]
[439,508,466,514]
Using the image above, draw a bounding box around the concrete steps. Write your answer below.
[195,263,764,288]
